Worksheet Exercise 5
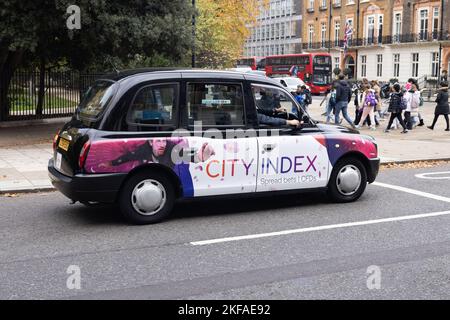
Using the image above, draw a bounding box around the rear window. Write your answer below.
[78,80,117,119]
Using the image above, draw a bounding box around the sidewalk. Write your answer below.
[0,103,449,193]
[309,100,450,163]
[0,143,54,192]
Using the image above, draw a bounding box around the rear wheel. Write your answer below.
[119,171,175,225]
[327,158,367,203]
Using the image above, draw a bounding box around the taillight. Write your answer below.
[78,141,91,170]
[53,130,60,151]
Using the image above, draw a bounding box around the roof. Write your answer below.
[96,68,282,91]
[100,68,185,81]
[100,68,278,81]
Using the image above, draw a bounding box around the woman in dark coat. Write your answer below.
[428,82,450,131]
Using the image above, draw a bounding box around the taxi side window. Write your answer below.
[125,83,178,132]
[187,83,246,128]
[252,85,300,126]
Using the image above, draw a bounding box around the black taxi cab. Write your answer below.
[49,69,380,224]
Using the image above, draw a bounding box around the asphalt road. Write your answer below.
[0,164,450,300]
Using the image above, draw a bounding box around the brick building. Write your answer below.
[302,0,450,83]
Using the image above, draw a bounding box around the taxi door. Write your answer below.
[251,84,330,193]
[183,80,258,197]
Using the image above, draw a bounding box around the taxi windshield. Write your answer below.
[283,78,304,86]
[78,80,117,119]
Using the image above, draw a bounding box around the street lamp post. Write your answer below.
[192,0,196,68]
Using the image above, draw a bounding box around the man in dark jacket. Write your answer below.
[334,74,355,128]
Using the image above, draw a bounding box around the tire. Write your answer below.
[119,171,175,225]
[327,157,367,203]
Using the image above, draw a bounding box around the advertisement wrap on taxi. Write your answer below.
[47,69,380,225]
[83,133,377,197]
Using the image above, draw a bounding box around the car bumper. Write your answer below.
[48,159,127,203]
[367,158,380,184]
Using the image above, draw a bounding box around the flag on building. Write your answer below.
[343,23,353,55]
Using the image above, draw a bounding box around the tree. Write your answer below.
[195,0,268,68]
[0,0,194,120]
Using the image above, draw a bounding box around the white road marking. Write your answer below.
[415,171,450,180]
[190,210,450,246]
[372,182,450,203]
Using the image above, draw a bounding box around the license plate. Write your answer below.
[55,153,62,171]
[58,138,70,151]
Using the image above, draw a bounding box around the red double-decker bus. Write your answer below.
[265,53,332,94]
[236,57,266,71]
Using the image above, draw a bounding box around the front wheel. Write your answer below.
[119,171,175,225]
[327,158,367,203]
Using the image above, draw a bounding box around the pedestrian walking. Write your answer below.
[334,74,355,127]
[355,86,377,131]
[407,78,425,126]
[303,85,312,112]
[294,85,305,110]
[354,84,367,126]
[428,82,450,131]
[404,83,421,130]
[371,80,383,120]
[385,83,408,134]
[353,82,362,123]
[320,86,337,124]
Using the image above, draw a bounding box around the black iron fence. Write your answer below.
[303,32,450,51]
[1,70,103,121]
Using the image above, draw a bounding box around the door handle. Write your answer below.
[263,144,277,152]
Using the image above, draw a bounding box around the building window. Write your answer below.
[334,20,340,47]
[377,54,383,77]
[378,15,383,43]
[431,52,440,77]
[367,16,375,44]
[334,57,340,71]
[433,7,440,40]
[361,55,367,77]
[393,13,402,42]
[321,22,327,48]
[419,9,429,40]
[309,0,314,10]
[412,53,419,77]
[308,24,314,48]
[393,54,400,78]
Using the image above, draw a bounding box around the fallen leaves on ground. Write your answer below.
[381,160,450,170]
[1,193,19,198]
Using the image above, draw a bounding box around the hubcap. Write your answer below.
[336,165,362,196]
[131,179,166,216]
